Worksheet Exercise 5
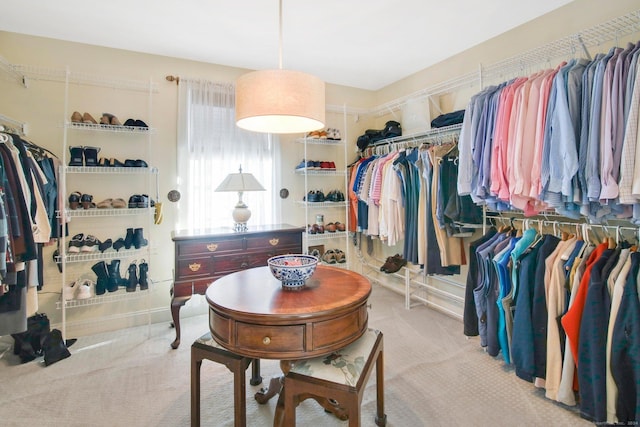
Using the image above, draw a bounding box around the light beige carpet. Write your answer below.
[0,284,590,426]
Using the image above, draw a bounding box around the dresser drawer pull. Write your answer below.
[206,244,218,252]
[188,263,202,272]
[240,262,249,269]
[262,336,271,345]
[269,238,279,246]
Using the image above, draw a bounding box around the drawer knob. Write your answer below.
[240,262,249,269]
[262,336,271,345]
[269,238,279,246]
[188,263,201,272]
[207,244,218,252]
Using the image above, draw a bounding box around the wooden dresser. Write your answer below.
[170,224,304,349]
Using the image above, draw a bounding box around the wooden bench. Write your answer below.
[191,332,261,427]
[283,328,386,426]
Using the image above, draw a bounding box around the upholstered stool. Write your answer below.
[283,328,386,426]
[191,332,261,427]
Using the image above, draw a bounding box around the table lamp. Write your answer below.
[215,165,265,232]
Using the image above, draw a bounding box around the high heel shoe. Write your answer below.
[68,191,81,210]
[82,112,98,124]
[81,194,93,210]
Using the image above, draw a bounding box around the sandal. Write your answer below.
[68,191,82,210]
[322,249,337,264]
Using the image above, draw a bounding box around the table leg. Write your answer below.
[170,296,190,349]
[254,376,282,404]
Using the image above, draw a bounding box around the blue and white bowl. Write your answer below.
[267,254,319,289]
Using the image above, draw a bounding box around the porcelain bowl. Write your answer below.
[267,254,319,289]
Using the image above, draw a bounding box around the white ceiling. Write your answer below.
[0,0,574,91]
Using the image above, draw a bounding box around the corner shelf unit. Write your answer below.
[57,71,158,340]
[295,109,350,267]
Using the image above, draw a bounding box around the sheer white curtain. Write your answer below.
[176,79,278,232]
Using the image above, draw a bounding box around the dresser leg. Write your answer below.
[171,296,190,349]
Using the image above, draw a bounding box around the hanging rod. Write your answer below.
[0,113,26,135]
[12,64,158,93]
[0,54,27,87]
[481,9,640,81]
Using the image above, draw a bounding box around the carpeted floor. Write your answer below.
[0,284,590,426]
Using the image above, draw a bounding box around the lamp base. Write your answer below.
[232,204,251,233]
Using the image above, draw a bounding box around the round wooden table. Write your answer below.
[206,265,371,426]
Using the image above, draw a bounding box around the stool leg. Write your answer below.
[375,349,387,427]
[233,363,247,427]
[191,351,202,427]
[250,359,263,386]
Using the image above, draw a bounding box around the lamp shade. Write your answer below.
[215,171,266,193]
[235,69,326,134]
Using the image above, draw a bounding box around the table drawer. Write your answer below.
[311,306,368,351]
[176,238,244,256]
[245,233,302,250]
[236,322,305,353]
[176,256,213,279]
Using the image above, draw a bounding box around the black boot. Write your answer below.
[42,329,71,366]
[69,146,84,166]
[138,259,148,290]
[124,228,134,249]
[113,238,125,251]
[126,262,138,292]
[91,261,109,295]
[83,146,100,167]
[133,228,148,249]
[107,260,123,292]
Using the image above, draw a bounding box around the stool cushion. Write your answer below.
[195,332,225,349]
[289,329,379,386]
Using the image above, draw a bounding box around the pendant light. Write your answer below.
[235,0,325,134]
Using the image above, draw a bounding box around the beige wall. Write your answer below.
[0,0,638,335]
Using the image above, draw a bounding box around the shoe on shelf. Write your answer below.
[124,118,136,127]
[63,280,78,301]
[99,114,111,126]
[335,221,346,232]
[83,146,100,167]
[333,129,342,140]
[111,158,125,167]
[97,198,113,209]
[295,159,307,171]
[126,262,138,292]
[68,191,82,210]
[307,130,321,139]
[322,249,337,264]
[134,159,148,168]
[98,157,111,167]
[112,198,127,209]
[82,112,98,124]
[112,238,126,252]
[68,233,84,253]
[75,279,94,299]
[99,238,112,253]
[138,194,150,208]
[325,222,337,232]
[124,159,136,168]
[70,111,83,123]
[328,161,336,170]
[138,260,149,290]
[69,146,84,167]
[134,119,148,128]
[335,249,346,263]
[81,193,93,210]
[81,235,100,253]
[133,228,148,249]
[128,195,141,209]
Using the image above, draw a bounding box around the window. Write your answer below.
[176,80,278,232]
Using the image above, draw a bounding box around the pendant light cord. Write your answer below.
[278,0,283,70]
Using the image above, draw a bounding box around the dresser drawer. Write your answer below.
[176,256,213,279]
[176,238,244,256]
[245,233,302,251]
[212,254,263,275]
